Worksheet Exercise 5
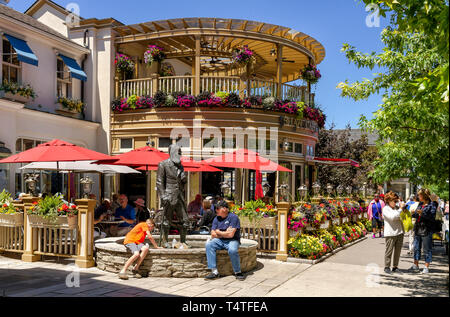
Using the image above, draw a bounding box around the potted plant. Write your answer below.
[232,45,255,66]
[115,53,135,80]
[300,64,322,85]
[0,190,23,226]
[232,200,277,229]
[55,97,85,118]
[28,194,78,229]
[144,45,166,74]
[0,80,36,104]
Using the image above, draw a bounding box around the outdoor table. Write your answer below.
[97,220,126,237]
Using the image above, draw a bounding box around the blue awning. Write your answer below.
[59,54,87,81]
[4,34,38,67]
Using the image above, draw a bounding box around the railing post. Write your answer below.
[276,202,289,262]
[152,75,159,96]
[21,196,41,262]
[75,199,96,268]
[114,72,120,98]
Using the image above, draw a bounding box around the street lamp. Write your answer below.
[336,185,344,197]
[312,182,321,197]
[326,184,334,197]
[346,186,353,197]
[220,182,231,198]
[80,176,94,199]
[297,185,307,201]
[262,183,271,196]
[25,174,39,196]
[278,184,289,202]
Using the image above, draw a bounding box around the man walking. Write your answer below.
[205,200,245,280]
[368,194,385,238]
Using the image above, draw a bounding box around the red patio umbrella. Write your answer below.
[0,139,115,198]
[94,146,169,169]
[255,170,264,200]
[202,149,292,172]
[135,157,223,172]
[0,139,114,164]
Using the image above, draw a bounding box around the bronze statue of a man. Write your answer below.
[156,144,189,248]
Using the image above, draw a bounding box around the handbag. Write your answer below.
[414,218,429,237]
[400,209,414,232]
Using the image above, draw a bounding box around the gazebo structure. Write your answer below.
[103,18,326,208]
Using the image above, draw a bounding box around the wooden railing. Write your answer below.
[116,76,315,105]
[0,197,96,268]
[159,76,194,95]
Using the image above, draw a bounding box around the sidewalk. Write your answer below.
[0,235,448,297]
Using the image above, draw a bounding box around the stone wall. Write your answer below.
[95,236,258,278]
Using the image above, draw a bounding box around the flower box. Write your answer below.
[0,213,24,227]
[55,104,82,119]
[320,220,330,229]
[289,229,301,237]
[28,214,78,229]
[239,216,277,229]
[0,91,31,104]
[332,218,340,226]
[340,217,348,225]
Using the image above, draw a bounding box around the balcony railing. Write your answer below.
[116,76,315,104]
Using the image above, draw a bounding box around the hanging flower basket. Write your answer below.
[144,45,166,65]
[232,45,255,66]
[0,213,24,227]
[115,53,135,74]
[300,64,321,84]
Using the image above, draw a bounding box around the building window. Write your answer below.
[120,138,133,151]
[158,137,173,148]
[295,143,303,154]
[203,137,220,148]
[176,137,190,149]
[57,57,72,98]
[223,137,236,149]
[2,37,21,83]
[284,142,293,153]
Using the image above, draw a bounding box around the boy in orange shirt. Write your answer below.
[118,218,160,280]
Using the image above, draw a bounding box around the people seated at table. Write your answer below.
[113,194,136,237]
[134,198,150,223]
[111,193,120,212]
[201,196,215,216]
[187,194,203,220]
[205,200,245,281]
[94,199,111,239]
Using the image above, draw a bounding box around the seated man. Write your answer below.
[205,200,245,281]
[113,194,136,236]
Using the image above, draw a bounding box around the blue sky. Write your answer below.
[11,0,389,129]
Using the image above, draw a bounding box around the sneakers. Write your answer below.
[384,267,391,274]
[408,265,420,272]
[235,272,246,281]
[421,267,430,274]
[118,272,129,280]
[392,267,401,273]
[204,272,220,280]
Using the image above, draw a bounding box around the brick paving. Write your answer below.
[0,236,448,297]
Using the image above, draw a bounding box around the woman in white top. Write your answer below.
[383,191,405,274]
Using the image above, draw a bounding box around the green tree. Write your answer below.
[338,0,449,188]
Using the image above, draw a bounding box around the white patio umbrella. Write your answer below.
[20,161,140,174]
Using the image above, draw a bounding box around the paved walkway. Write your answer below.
[0,235,448,297]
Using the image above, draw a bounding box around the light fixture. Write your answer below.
[297,185,307,201]
[312,182,321,197]
[326,184,334,196]
[24,174,39,196]
[346,185,353,196]
[220,182,231,197]
[278,184,289,202]
[336,185,344,196]
[262,183,271,196]
[80,176,94,199]
[270,49,276,56]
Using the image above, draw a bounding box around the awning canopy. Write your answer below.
[20,161,140,174]
[313,157,360,167]
[4,34,38,66]
[59,54,87,81]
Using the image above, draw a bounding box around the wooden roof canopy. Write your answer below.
[113,18,325,83]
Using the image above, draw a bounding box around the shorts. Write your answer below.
[125,243,147,253]
[372,218,383,229]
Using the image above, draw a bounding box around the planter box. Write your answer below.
[0,91,31,104]
[289,229,301,237]
[332,218,340,226]
[0,213,24,227]
[340,217,348,225]
[320,220,330,229]
[239,216,277,229]
[28,214,78,229]
[55,104,82,119]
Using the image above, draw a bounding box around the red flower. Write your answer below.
[2,204,7,208]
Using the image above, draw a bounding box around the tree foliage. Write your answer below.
[316,124,375,190]
[338,0,449,187]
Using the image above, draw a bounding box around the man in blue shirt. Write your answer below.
[205,200,244,280]
[114,194,136,236]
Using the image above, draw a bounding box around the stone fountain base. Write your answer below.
[94,235,258,278]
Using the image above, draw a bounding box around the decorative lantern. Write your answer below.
[278,184,289,202]
[336,185,344,197]
[24,174,39,196]
[80,176,94,199]
[326,184,334,197]
[312,182,321,197]
[367,187,375,197]
[346,186,353,196]
[262,183,271,196]
[359,183,366,197]
[297,185,307,201]
[220,182,231,198]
